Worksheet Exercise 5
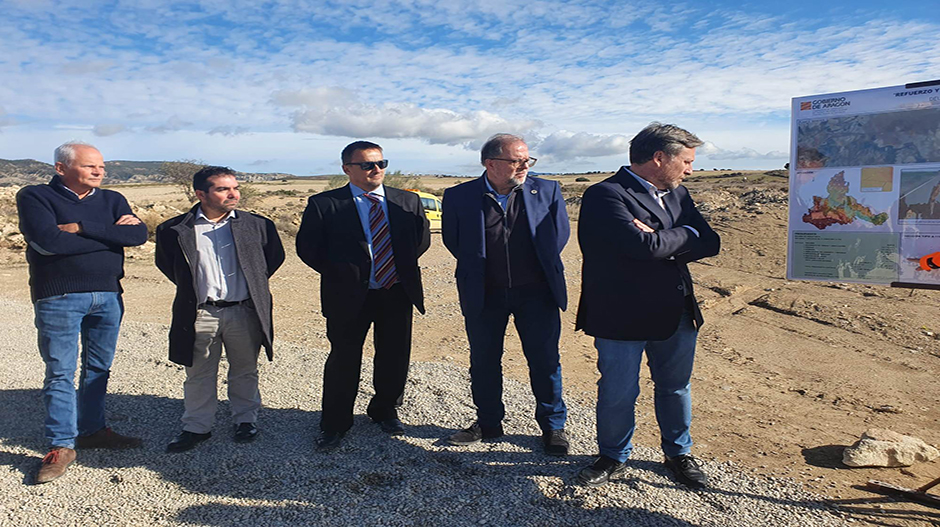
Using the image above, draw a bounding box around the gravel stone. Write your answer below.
[0,298,848,526]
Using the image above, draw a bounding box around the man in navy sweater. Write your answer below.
[16,141,148,484]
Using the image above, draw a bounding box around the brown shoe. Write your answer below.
[36,447,76,484]
[75,427,143,449]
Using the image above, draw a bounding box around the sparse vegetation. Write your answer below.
[160,160,205,203]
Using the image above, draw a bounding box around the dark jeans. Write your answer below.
[321,284,412,433]
[464,283,566,432]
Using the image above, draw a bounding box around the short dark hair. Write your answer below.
[480,133,524,165]
[629,122,703,165]
[193,166,236,192]
[341,141,383,164]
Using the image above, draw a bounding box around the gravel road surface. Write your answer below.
[0,298,850,526]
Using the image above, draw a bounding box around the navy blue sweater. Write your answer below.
[16,176,148,301]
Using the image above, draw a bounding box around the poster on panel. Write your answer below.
[788,80,940,289]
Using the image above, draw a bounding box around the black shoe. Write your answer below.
[447,422,504,446]
[166,431,211,453]
[664,454,709,488]
[233,422,259,443]
[577,455,626,487]
[373,417,404,436]
[542,429,569,456]
[316,430,346,451]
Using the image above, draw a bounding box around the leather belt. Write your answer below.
[201,299,248,308]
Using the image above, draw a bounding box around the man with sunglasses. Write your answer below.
[297,141,430,451]
[442,134,571,455]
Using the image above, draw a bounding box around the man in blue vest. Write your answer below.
[442,134,570,455]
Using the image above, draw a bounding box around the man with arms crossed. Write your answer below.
[156,166,284,452]
[442,134,571,455]
[17,141,147,483]
[575,123,720,487]
[297,141,430,451]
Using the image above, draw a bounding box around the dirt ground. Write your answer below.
[2,173,939,525]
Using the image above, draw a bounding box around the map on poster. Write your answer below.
[788,80,940,288]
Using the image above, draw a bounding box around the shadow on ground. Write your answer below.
[1,388,841,526]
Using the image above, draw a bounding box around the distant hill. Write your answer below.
[0,158,296,186]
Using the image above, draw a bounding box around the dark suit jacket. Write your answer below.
[575,167,720,341]
[155,206,285,367]
[296,184,430,320]
[442,174,569,317]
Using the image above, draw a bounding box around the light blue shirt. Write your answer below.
[193,208,249,303]
[483,174,515,210]
[350,183,391,289]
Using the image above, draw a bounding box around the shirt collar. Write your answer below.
[483,172,521,197]
[625,167,670,197]
[350,183,385,199]
[61,185,96,199]
[196,206,236,223]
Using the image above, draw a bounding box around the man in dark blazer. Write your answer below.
[155,166,284,452]
[575,123,720,488]
[297,141,430,451]
[442,134,570,455]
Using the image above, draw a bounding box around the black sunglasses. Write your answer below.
[344,159,389,170]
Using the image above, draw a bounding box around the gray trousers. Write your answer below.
[182,303,263,434]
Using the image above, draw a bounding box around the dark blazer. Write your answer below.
[442,175,569,317]
[296,185,430,320]
[575,167,720,341]
[155,206,285,367]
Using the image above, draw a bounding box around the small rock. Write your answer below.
[842,428,940,467]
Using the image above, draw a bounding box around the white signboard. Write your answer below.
[788,80,940,289]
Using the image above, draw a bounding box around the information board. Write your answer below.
[788,80,940,289]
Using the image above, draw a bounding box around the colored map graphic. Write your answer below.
[802,171,889,230]
[797,107,940,168]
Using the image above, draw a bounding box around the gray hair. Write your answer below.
[54,141,97,166]
[480,133,525,165]
[629,122,702,165]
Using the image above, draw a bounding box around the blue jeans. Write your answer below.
[34,292,123,449]
[595,307,697,462]
[464,284,566,432]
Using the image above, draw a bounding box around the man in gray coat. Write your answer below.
[155,166,284,452]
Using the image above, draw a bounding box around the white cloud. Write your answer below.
[59,60,113,75]
[0,107,14,129]
[536,131,631,160]
[285,88,542,146]
[699,141,787,161]
[271,87,357,108]
[208,125,250,136]
[146,115,192,133]
[93,124,127,137]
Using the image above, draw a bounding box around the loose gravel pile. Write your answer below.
[0,298,849,526]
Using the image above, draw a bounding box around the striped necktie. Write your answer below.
[364,192,398,289]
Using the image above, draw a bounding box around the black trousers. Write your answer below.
[320,284,413,433]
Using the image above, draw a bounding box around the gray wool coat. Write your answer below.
[155,205,285,367]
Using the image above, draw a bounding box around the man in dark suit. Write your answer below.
[297,141,430,451]
[575,123,720,487]
[442,134,570,455]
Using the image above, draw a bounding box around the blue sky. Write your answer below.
[1,0,938,176]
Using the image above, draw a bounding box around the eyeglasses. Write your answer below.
[344,159,389,170]
[489,157,537,168]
